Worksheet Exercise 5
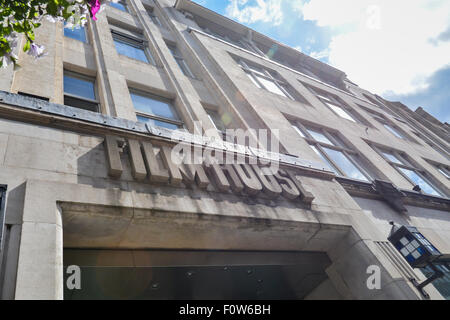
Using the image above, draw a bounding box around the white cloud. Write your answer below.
[225,0,284,26]
[309,48,329,61]
[300,0,450,95]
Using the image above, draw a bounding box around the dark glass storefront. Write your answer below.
[64,249,331,300]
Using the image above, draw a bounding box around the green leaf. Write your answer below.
[23,40,30,52]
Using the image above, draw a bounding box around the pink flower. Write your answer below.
[89,0,101,20]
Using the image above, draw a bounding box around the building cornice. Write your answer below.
[0,91,334,179]
[175,0,346,80]
[337,177,450,212]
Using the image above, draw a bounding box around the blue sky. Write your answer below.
[193,0,450,123]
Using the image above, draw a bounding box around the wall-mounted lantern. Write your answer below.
[388,222,447,299]
[388,224,441,268]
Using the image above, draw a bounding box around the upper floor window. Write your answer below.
[292,122,372,181]
[237,59,297,100]
[130,90,183,130]
[109,0,128,12]
[63,71,99,112]
[167,44,194,78]
[111,30,154,64]
[428,162,450,180]
[64,24,87,43]
[383,123,405,139]
[373,147,444,197]
[362,107,406,139]
[206,109,227,133]
[305,84,359,123]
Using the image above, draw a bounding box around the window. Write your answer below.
[206,109,226,133]
[237,59,298,100]
[383,124,405,139]
[364,108,406,139]
[167,44,194,78]
[111,30,153,64]
[326,102,356,122]
[306,85,358,122]
[428,162,450,180]
[0,184,6,249]
[109,0,128,12]
[205,108,234,141]
[421,264,450,300]
[64,24,87,43]
[147,7,162,27]
[374,147,444,197]
[63,71,99,112]
[292,122,371,181]
[130,90,183,130]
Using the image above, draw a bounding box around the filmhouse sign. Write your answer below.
[104,135,324,204]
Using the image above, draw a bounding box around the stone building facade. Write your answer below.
[0,0,449,300]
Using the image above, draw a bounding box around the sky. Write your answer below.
[193,0,450,123]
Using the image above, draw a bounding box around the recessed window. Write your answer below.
[206,109,226,133]
[438,167,450,179]
[427,162,450,180]
[109,0,128,12]
[383,123,405,139]
[206,109,233,140]
[306,85,359,122]
[292,122,371,181]
[363,107,406,139]
[63,71,99,112]
[381,152,402,164]
[236,59,302,101]
[64,24,87,43]
[374,147,444,197]
[167,44,194,78]
[325,101,356,122]
[111,30,153,64]
[130,90,183,130]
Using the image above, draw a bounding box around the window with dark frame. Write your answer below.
[129,90,183,130]
[63,71,100,112]
[372,146,444,197]
[166,44,194,78]
[292,122,372,181]
[111,30,154,64]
